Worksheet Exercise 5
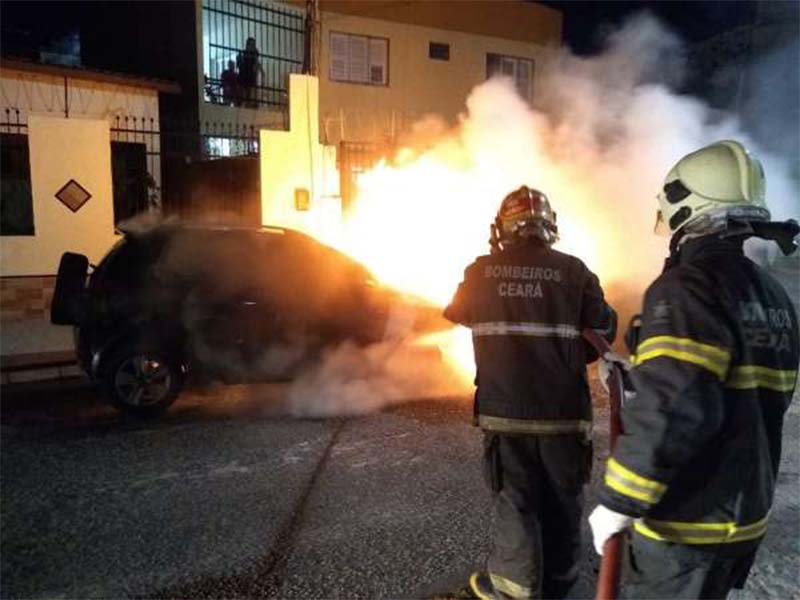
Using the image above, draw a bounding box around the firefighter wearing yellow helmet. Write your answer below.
[654,139,770,236]
[589,140,799,599]
[444,186,617,599]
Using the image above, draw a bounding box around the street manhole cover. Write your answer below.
[55,179,92,212]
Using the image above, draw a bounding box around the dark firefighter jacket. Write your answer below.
[444,242,616,436]
[600,235,799,546]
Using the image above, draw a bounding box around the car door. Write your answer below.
[161,229,277,381]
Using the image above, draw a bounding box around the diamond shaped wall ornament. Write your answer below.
[55,179,92,213]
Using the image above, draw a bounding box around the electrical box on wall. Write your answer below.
[294,188,310,211]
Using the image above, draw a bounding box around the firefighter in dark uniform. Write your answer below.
[444,186,617,600]
[589,140,800,599]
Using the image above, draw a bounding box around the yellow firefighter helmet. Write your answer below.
[656,140,770,235]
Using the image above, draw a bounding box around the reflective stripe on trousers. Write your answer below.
[490,573,533,599]
[478,415,591,438]
[472,322,580,339]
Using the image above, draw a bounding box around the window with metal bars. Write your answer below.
[0,133,34,236]
[329,31,389,86]
[202,0,306,109]
[111,141,150,225]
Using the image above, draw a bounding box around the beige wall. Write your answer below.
[0,68,159,125]
[0,115,117,276]
[317,11,554,144]
[288,1,562,46]
[260,75,341,240]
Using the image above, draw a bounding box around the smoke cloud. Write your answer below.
[339,12,798,322]
[532,12,798,295]
[282,300,466,417]
[285,12,799,417]
[119,13,800,419]
[285,337,467,418]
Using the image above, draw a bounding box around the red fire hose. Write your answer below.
[582,329,625,600]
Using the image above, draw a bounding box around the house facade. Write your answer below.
[0,0,562,378]
[0,60,176,379]
[309,0,561,144]
[193,0,562,145]
[72,0,562,210]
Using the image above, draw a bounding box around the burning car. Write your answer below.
[51,223,415,416]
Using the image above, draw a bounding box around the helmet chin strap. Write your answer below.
[491,218,558,253]
[489,223,502,254]
[669,218,799,258]
[738,219,800,256]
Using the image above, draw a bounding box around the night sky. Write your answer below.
[539,0,759,54]
[2,1,767,58]
[0,0,780,68]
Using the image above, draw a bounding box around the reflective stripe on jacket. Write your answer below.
[444,242,616,429]
[600,236,799,544]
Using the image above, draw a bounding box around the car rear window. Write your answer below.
[92,233,166,292]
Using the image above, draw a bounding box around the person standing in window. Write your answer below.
[237,38,263,108]
[220,60,239,106]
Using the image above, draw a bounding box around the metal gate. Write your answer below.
[168,156,261,226]
[338,141,391,212]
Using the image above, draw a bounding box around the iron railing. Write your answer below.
[0,108,262,222]
[110,115,162,192]
[338,141,393,212]
[201,121,260,158]
[202,0,305,109]
[0,108,27,134]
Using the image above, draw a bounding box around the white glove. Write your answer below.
[588,504,633,555]
[598,351,631,395]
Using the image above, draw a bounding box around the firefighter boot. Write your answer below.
[430,571,514,600]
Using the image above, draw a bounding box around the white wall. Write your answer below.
[0,69,159,124]
[0,70,163,366]
[0,68,162,191]
[0,115,117,276]
[260,75,341,242]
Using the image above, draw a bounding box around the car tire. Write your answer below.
[102,343,183,417]
[51,252,89,325]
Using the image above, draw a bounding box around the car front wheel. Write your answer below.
[103,345,183,416]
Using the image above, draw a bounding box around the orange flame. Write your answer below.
[312,81,664,389]
[331,154,614,386]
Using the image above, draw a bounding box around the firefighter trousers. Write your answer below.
[624,532,759,599]
[483,432,593,599]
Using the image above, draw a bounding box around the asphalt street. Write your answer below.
[1,378,797,599]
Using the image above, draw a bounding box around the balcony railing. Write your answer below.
[202,0,306,110]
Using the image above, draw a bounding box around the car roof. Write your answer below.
[118,221,290,237]
[118,222,335,248]
[117,221,373,275]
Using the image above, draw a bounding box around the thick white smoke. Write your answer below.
[531,12,798,290]
[283,13,799,418]
[285,338,466,417]
[337,14,798,313]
